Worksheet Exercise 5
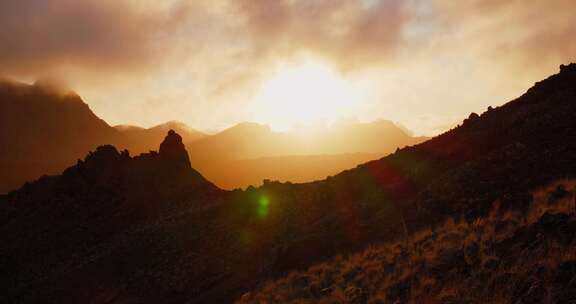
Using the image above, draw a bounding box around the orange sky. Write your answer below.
[1,0,575,135]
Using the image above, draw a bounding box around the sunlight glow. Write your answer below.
[251,60,361,131]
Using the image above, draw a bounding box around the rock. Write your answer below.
[345,286,367,304]
[548,184,569,203]
[159,130,192,169]
[463,112,480,126]
[555,261,576,302]
[482,257,500,271]
[538,212,569,231]
[386,280,410,302]
[559,63,576,73]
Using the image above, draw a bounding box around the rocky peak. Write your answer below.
[85,145,124,164]
[159,130,191,169]
[559,63,576,74]
[524,63,576,99]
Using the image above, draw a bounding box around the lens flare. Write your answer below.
[257,195,270,218]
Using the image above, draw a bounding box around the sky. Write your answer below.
[0,0,575,136]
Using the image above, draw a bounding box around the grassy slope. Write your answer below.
[239,180,576,303]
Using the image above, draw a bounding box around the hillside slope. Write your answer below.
[239,181,576,303]
[205,153,385,189]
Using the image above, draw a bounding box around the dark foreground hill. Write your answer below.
[1,64,576,303]
[239,181,576,303]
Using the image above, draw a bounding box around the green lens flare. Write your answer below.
[258,196,270,218]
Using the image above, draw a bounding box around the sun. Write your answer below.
[251,60,360,131]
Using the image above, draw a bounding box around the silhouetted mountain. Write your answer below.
[2,64,576,303]
[0,79,421,192]
[0,79,120,193]
[188,120,423,166]
[188,122,288,165]
[205,153,384,189]
[188,120,426,188]
[312,119,428,154]
[116,121,206,155]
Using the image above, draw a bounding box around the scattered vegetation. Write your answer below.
[238,181,576,303]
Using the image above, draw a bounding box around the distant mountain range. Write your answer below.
[184,120,425,188]
[1,64,575,303]
[115,121,207,153]
[0,81,425,192]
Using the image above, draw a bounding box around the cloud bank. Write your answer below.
[0,0,574,134]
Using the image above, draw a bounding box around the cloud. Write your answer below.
[0,0,575,135]
[0,0,413,90]
[0,0,162,75]
[234,0,410,69]
[430,0,576,73]
[1,0,574,80]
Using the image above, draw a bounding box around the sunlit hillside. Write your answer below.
[239,181,576,303]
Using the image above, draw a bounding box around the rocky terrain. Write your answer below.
[239,181,576,303]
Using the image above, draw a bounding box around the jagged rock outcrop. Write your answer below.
[0,131,223,304]
[159,129,192,170]
[12,130,219,215]
[559,62,576,73]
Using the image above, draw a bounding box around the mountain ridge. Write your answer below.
[0,80,423,192]
[0,79,120,193]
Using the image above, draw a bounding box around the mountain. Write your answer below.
[0,78,422,192]
[187,120,426,188]
[204,153,384,189]
[115,121,206,155]
[187,120,424,166]
[308,119,428,154]
[0,80,207,193]
[2,64,575,303]
[187,122,292,165]
[0,79,120,193]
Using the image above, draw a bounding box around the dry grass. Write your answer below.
[237,180,576,303]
